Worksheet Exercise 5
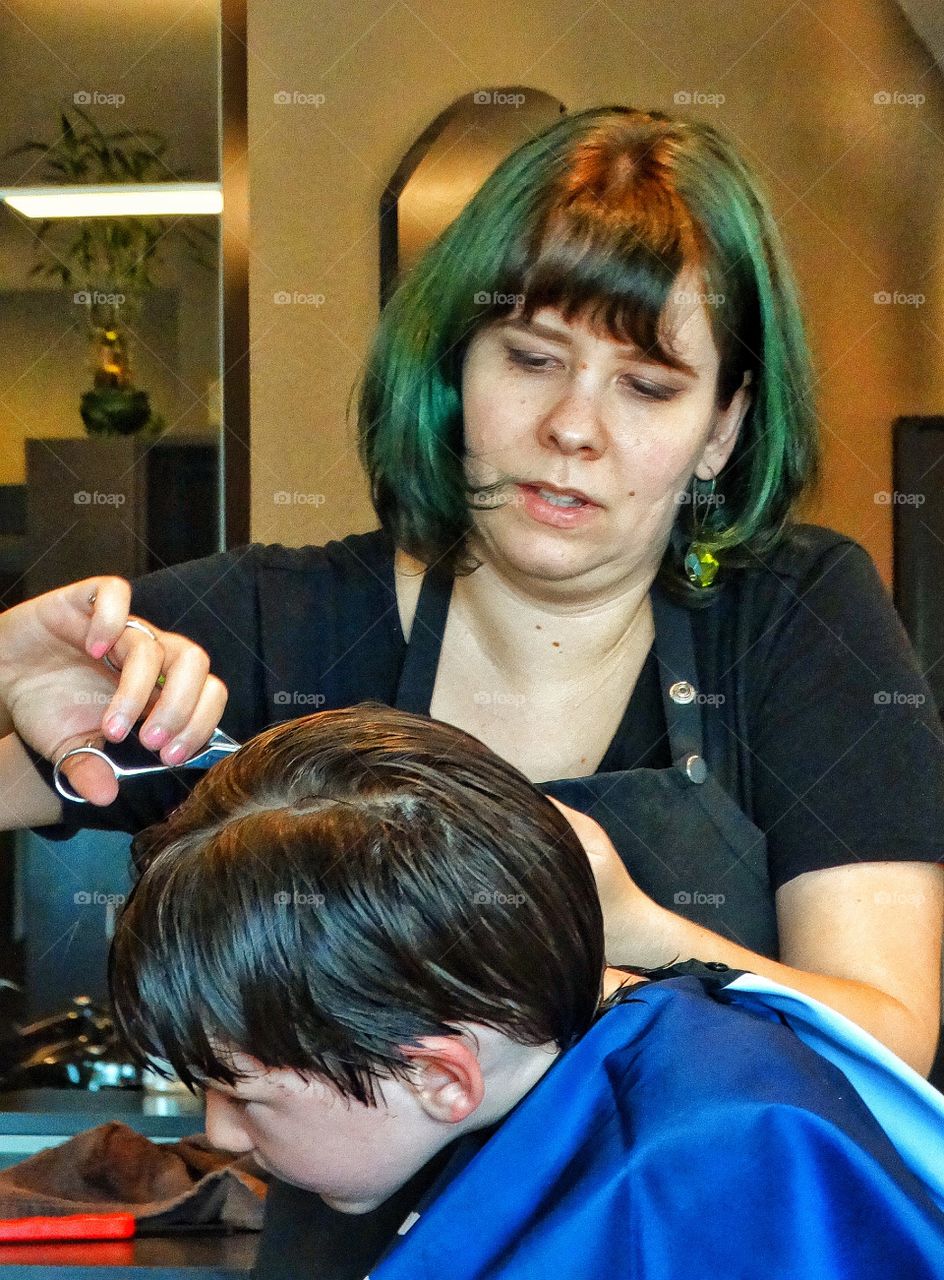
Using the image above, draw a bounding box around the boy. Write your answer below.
[110,705,944,1279]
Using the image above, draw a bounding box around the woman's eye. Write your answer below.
[505,346,557,372]
[505,347,677,401]
[625,379,677,402]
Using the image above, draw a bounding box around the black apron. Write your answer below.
[393,562,779,961]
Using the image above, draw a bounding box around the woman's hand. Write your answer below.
[0,575,228,806]
[548,797,669,965]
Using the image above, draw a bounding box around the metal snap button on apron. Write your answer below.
[681,752,708,784]
[669,680,696,704]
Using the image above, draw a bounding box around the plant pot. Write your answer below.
[80,385,153,436]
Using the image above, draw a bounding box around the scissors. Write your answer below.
[53,725,242,805]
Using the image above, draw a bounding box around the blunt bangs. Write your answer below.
[488,166,706,377]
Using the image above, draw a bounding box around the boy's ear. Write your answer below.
[398,1036,485,1124]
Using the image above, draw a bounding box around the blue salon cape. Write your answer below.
[368,973,944,1279]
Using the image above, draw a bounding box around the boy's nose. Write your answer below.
[204,1091,255,1154]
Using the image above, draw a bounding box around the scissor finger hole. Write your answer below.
[53,745,117,804]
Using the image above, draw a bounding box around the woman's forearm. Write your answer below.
[615,903,938,1077]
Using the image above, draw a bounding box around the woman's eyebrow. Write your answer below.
[498,317,699,377]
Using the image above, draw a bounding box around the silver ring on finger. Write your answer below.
[101,618,159,674]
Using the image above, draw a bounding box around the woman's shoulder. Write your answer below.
[702,521,899,661]
[705,523,883,635]
[739,522,875,590]
[128,528,397,638]
[246,526,396,580]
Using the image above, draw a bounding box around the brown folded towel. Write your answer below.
[0,1122,267,1229]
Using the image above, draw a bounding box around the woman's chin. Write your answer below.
[475,523,605,583]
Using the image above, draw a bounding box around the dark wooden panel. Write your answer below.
[24,436,220,598]
[892,416,944,713]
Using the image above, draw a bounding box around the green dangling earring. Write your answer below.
[683,473,720,588]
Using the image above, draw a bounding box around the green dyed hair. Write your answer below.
[356,104,820,601]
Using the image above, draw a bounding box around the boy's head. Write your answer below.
[109,704,604,1212]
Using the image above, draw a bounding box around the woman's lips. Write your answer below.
[521,480,597,505]
[515,483,601,529]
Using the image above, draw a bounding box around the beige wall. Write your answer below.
[245,0,944,584]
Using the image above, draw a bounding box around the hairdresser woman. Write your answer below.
[1,105,942,1079]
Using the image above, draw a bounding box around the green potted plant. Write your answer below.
[3,105,216,437]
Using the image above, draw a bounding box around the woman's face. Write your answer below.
[460,276,751,596]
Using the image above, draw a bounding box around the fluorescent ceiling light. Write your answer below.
[0,183,223,218]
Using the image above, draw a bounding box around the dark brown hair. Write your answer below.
[109,703,604,1105]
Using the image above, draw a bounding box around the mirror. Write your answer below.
[0,0,232,1035]
[0,0,225,606]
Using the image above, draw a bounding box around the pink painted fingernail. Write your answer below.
[105,714,128,739]
[164,741,187,764]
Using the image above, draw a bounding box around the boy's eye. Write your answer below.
[504,346,677,401]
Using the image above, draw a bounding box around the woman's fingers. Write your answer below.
[54,735,120,807]
[71,576,133,659]
[96,619,168,743]
[99,625,229,765]
[44,576,231,772]
[139,669,229,766]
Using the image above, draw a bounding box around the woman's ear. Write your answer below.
[696,370,753,480]
[398,1035,485,1124]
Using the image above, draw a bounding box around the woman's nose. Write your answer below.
[536,385,605,460]
[204,1091,255,1154]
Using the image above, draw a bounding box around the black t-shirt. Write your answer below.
[22,522,944,891]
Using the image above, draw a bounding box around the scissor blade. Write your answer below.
[177,727,242,771]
